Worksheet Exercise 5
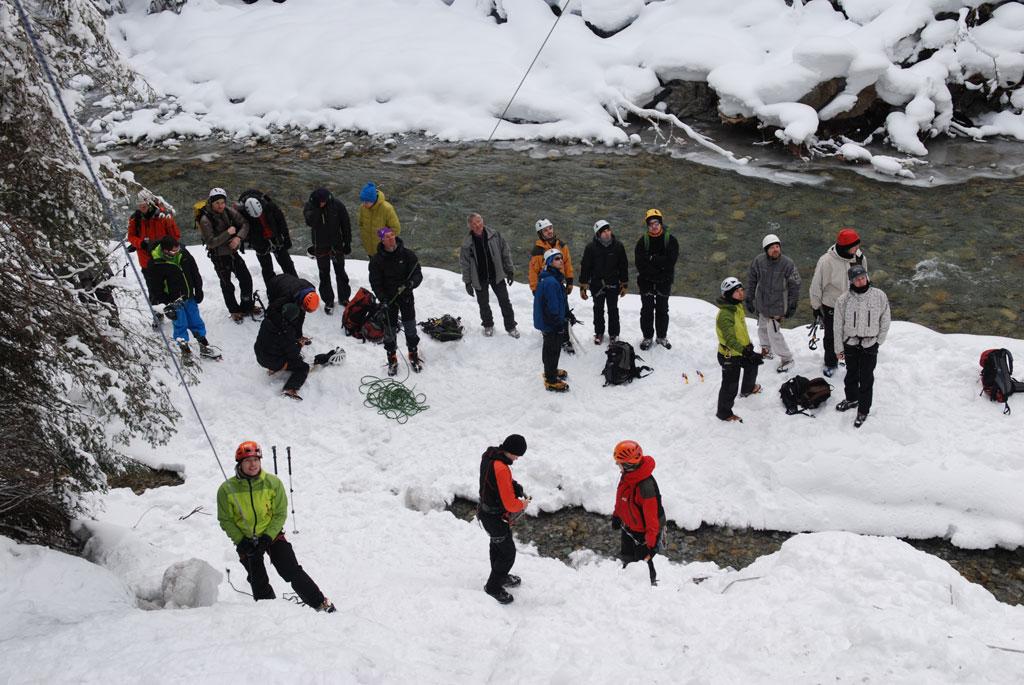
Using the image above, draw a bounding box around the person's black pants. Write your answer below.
[239,535,325,607]
[475,280,517,331]
[479,512,516,593]
[542,331,563,383]
[256,348,308,391]
[639,284,669,339]
[821,305,837,368]
[383,294,419,353]
[212,253,254,313]
[716,353,759,419]
[592,286,620,338]
[315,254,350,306]
[256,248,297,288]
[843,343,878,414]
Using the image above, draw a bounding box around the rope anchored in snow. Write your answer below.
[359,375,429,424]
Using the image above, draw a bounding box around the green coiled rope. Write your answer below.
[359,375,429,424]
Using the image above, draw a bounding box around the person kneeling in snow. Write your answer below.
[148,236,217,361]
[254,295,341,401]
[217,441,334,612]
[611,440,665,583]
[477,434,530,604]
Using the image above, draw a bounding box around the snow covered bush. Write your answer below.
[0,0,178,549]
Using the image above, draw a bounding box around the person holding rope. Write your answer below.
[478,434,530,604]
[303,188,352,314]
[610,440,665,586]
[217,441,335,612]
[368,227,423,376]
[238,189,296,288]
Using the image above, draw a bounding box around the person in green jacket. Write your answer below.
[715,277,763,422]
[217,441,335,612]
[358,182,401,256]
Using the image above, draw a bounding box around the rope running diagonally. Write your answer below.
[486,0,572,143]
[10,0,253,527]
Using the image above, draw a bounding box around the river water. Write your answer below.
[112,134,1023,337]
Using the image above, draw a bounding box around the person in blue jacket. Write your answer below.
[533,248,571,392]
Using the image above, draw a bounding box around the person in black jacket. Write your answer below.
[634,208,680,351]
[302,188,352,315]
[368,227,423,376]
[148,236,215,360]
[266,273,320,341]
[254,301,340,401]
[579,219,629,345]
[238,190,296,288]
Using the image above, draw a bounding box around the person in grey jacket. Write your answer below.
[198,187,256,321]
[459,213,519,338]
[810,228,867,377]
[833,264,890,428]
[746,233,801,373]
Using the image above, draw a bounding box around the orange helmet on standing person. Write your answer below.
[235,441,263,461]
[613,440,643,465]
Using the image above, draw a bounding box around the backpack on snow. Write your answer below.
[418,315,464,342]
[979,348,1024,415]
[779,375,832,416]
[342,287,386,343]
[602,341,653,386]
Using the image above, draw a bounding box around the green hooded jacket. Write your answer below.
[716,297,751,357]
[216,468,288,544]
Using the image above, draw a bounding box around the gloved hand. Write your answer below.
[163,303,178,321]
[812,308,821,322]
[579,286,588,300]
[513,482,524,498]
[139,239,151,253]
[405,279,415,291]
[619,283,627,298]
[465,283,474,297]
[194,291,204,304]
[642,546,657,561]
[256,534,273,553]
[611,516,622,530]
[567,310,579,326]
[565,283,573,296]
[236,538,257,556]
[505,277,514,286]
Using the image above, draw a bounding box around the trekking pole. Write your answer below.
[272,445,278,474]
[286,446,298,534]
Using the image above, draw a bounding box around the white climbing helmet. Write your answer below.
[208,187,227,200]
[720,276,742,294]
[543,248,562,264]
[243,197,263,218]
[535,218,553,233]
[762,233,781,249]
[593,219,611,234]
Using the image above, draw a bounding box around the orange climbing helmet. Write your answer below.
[235,440,263,462]
[613,440,643,465]
[301,290,320,313]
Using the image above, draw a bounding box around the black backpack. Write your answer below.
[419,315,464,342]
[779,375,832,416]
[602,341,652,386]
[979,348,1024,415]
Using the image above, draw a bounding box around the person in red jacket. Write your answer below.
[127,189,180,327]
[611,440,665,575]
[477,434,530,604]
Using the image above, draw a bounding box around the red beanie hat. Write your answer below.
[836,228,860,248]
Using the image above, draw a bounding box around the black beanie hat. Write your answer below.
[499,434,527,456]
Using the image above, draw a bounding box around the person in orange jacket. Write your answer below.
[611,440,665,577]
[128,189,180,326]
[477,434,529,604]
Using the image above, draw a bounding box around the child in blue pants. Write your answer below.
[149,237,217,360]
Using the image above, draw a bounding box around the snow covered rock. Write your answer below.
[160,558,222,609]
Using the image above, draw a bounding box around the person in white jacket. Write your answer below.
[833,264,890,428]
[810,228,867,377]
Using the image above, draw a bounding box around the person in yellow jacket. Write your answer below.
[357,182,401,255]
[217,440,335,612]
[715,277,762,422]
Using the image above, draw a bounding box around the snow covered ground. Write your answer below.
[3,250,1024,682]
[92,0,1024,170]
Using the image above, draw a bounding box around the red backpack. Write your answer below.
[342,288,385,343]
